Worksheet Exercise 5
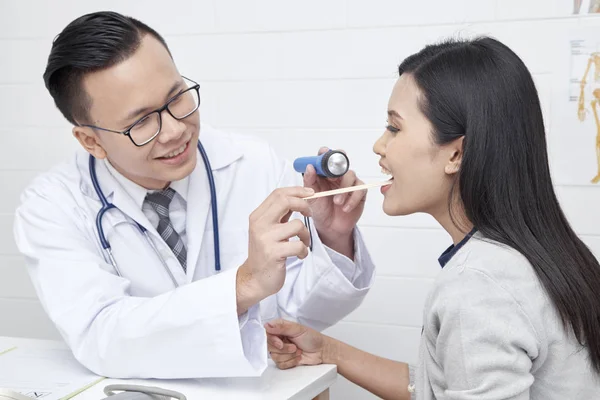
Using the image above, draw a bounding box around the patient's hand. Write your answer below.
[265,319,330,369]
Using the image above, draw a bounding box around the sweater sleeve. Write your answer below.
[429,267,540,400]
[408,363,417,400]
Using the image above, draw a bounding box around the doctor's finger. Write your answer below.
[267,195,313,223]
[332,170,358,207]
[342,179,366,212]
[252,187,314,220]
[302,165,320,191]
[277,240,310,260]
[271,220,310,248]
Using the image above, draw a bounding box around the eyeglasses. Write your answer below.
[80,76,200,147]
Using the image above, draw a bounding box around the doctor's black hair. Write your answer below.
[43,11,171,126]
[399,36,600,373]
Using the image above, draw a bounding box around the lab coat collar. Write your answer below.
[102,159,190,209]
[197,122,244,170]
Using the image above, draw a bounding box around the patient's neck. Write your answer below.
[432,203,473,245]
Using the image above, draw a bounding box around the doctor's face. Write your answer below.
[372,74,457,217]
[73,34,200,190]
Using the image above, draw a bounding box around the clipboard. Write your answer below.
[0,346,104,399]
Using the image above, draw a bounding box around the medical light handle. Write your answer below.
[293,150,349,178]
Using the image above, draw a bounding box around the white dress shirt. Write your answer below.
[104,160,189,247]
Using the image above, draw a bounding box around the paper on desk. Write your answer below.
[0,347,104,399]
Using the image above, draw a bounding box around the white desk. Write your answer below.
[0,336,336,400]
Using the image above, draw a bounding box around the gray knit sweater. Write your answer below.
[409,233,600,399]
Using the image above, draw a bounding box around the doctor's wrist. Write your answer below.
[318,230,355,260]
[235,263,264,315]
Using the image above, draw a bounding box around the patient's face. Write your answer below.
[372,74,454,217]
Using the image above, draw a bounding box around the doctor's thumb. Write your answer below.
[302,164,318,188]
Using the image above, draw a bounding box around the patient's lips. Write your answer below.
[379,160,393,177]
[379,165,393,194]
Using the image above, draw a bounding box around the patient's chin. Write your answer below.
[382,200,415,217]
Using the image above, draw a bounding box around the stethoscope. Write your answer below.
[89,142,220,287]
[103,384,186,399]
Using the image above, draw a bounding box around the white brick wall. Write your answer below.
[1,1,599,398]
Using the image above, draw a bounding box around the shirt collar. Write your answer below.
[168,178,189,202]
[438,227,477,268]
[103,159,189,209]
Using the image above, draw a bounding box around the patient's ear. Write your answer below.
[444,136,464,175]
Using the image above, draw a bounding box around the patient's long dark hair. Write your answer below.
[399,36,600,372]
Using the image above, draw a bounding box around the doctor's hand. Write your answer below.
[303,147,366,260]
[265,319,332,369]
[236,187,314,315]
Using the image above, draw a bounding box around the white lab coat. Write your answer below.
[13,123,375,379]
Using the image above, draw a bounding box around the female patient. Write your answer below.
[265,37,600,399]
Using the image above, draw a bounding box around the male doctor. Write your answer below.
[13,11,375,379]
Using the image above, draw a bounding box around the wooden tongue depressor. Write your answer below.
[303,181,392,200]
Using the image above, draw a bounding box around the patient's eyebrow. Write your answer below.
[387,110,403,120]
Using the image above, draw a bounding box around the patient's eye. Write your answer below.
[386,124,400,134]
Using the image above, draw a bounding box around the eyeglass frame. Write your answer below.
[79,76,201,147]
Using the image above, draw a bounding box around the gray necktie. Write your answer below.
[145,188,187,272]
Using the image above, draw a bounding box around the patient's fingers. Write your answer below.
[271,350,302,370]
[268,340,297,354]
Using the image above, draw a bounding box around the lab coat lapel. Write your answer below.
[113,184,187,284]
[185,153,211,280]
[92,158,157,236]
[79,153,189,283]
[186,124,244,278]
